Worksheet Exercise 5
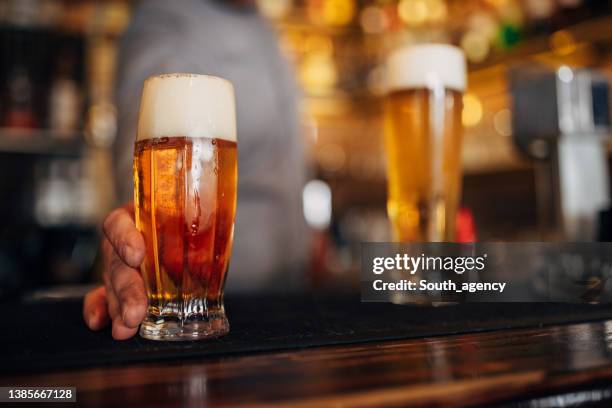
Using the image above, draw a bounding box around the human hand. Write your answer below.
[83,204,147,340]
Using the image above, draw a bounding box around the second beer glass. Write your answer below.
[384,44,466,242]
[134,74,237,340]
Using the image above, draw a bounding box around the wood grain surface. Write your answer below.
[5,320,612,407]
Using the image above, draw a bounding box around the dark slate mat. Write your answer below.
[3,293,612,375]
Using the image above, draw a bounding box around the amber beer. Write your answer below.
[133,74,237,340]
[384,44,466,242]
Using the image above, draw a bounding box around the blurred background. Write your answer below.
[0,0,611,295]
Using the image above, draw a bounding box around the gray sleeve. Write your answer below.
[113,6,194,204]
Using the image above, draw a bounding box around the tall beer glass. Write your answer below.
[384,44,466,242]
[133,74,237,340]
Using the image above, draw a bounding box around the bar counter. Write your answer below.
[3,293,612,406]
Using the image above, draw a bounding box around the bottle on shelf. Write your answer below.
[48,47,82,138]
[3,65,37,129]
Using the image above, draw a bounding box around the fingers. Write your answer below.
[106,282,139,340]
[111,316,140,340]
[110,261,147,328]
[87,204,148,341]
[104,267,145,340]
[104,236,147,330]
[83,285,110,330]
[84,283,141,340]
[102,207,145,268]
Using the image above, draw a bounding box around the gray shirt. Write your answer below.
[114,0,309,292]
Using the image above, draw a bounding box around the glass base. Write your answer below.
[139,311,229,341]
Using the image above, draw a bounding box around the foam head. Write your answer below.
[137,73,237,142]
[386,44,467,93]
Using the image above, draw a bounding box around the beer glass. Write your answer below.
[384,44,466,242]
[133,74,237,340]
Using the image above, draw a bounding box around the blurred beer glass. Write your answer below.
[134,74,237,340]
[384,44,466,242]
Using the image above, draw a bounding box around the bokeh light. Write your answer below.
[257,0,293,20]
[461,30,490,63]
[497,0,524,26]
[305,34,334,56]
[308,0,355,26]
[493,109,512,136]
[303,180,332,229]
[468,12,499,41]
[462,93,483,127]
[397,0,427,26]
[299,53,338,95]
[427,0,448,23]
[558,65,574,83]
[524,0,556,19]
[360,5,388,34]
[550,29,577,55]
[317,143,346,173]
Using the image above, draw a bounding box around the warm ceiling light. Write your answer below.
[398,0,427,26]
[427,0,447,23]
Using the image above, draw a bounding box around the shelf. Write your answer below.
[0,128,82,157]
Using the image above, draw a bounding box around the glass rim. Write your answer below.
[144,72,233,88]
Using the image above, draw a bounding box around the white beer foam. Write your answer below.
[137,73,237,142]
[387,44,467,92]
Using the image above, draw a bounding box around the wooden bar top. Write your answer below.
[5,319,612,407]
